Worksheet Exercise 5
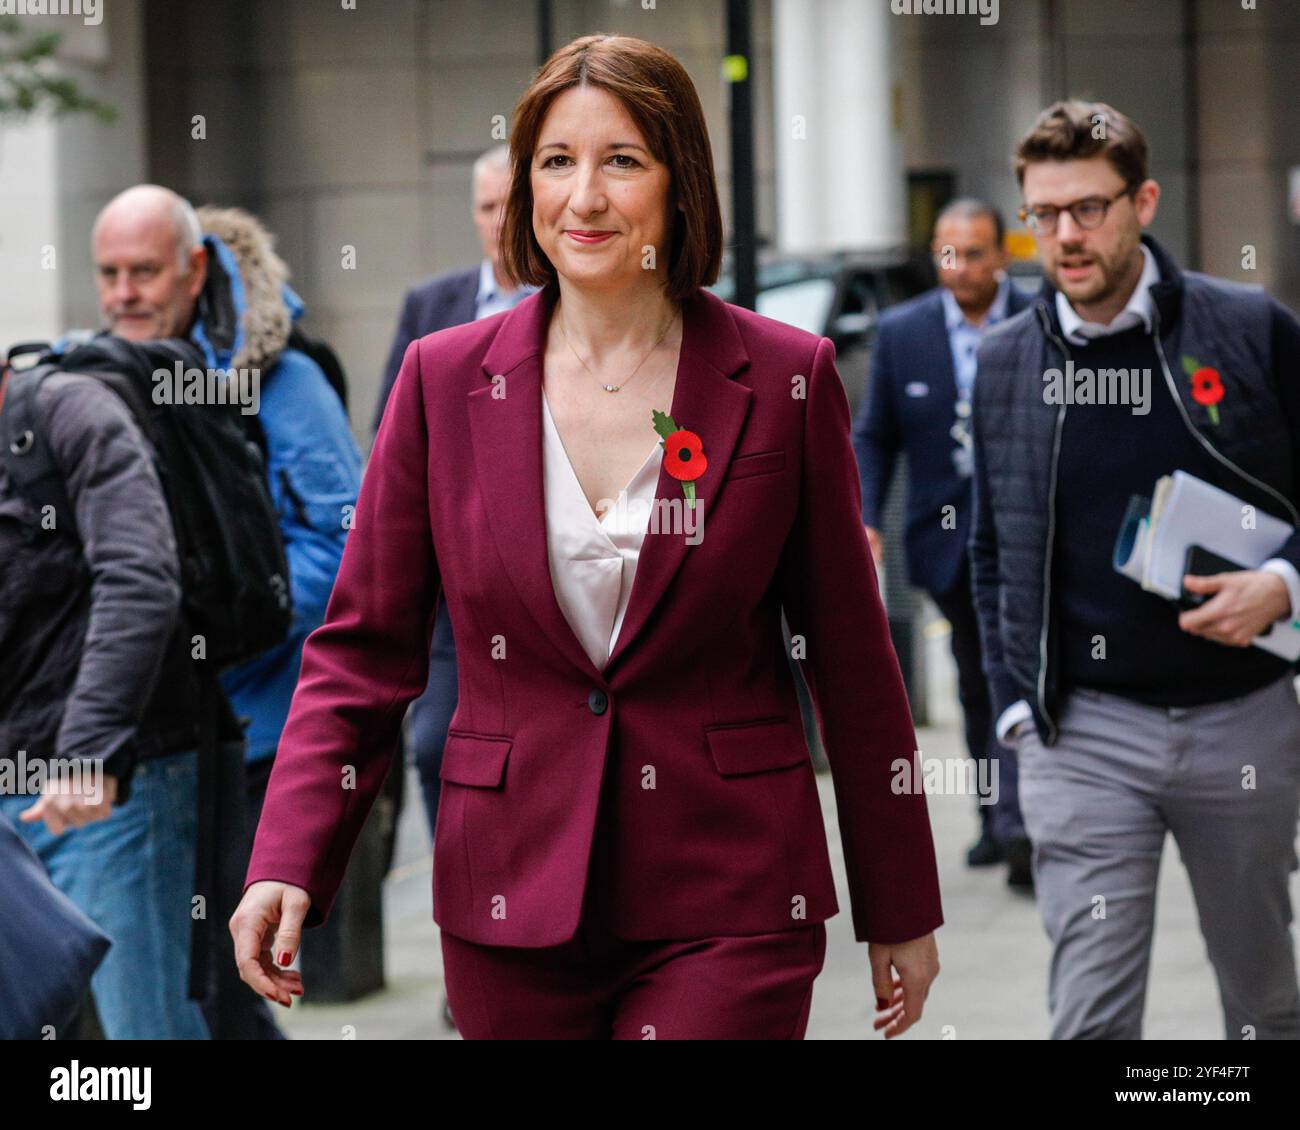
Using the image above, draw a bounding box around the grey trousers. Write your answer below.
[1017,673,1300,1039]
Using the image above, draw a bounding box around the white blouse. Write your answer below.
[540,389,664,671]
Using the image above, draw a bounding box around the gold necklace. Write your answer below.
[558,305,677,393]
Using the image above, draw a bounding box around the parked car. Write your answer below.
[709,248,934,415]
[1007,256,1045,298]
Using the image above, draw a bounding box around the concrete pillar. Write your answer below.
[772,0,905,253]
[0,1,148,353]
[0,118,63,349]
[1195,0,1300,312]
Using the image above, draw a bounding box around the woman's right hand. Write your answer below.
[230,880,310,1007]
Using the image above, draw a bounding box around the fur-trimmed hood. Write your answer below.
[195,205,297,373]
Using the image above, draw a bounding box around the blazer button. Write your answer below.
[587,688,608,715]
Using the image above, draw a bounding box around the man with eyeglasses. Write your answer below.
[971,100,1300,1039]
[853,199,1033,885]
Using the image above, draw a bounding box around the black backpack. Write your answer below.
[0,335,292,670]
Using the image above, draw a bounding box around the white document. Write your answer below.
[1113,471,1300,661]
[1145,472,1293,597]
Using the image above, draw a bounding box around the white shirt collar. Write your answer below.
[941,275,1012,334]
[477,258,499,304]
[1055,243,1160,345]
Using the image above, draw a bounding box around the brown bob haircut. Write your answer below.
[498,34,724,303]
[1014,100,1150,191]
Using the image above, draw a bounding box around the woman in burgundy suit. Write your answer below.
[232,33,942,1039]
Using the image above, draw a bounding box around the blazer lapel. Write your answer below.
[467,286,752,683]
[604,289,751,675]
[927,294,959,407]
[449,270,480,327]
[469,288,603,681]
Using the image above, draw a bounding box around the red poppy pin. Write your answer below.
[1181,354,1224,426]
[651,409,706,509]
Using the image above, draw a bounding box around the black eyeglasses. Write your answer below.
[1018,186,1137,235]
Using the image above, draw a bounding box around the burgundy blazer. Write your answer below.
[244,284,944,947]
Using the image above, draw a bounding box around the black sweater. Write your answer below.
[1053,324,1290,705]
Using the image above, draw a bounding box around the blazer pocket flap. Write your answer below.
[726,449,785,481]
[704,718,809,776]
[440,730,512,787]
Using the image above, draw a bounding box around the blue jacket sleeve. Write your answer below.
[851,321,900,529]
[373,289,421,439]
[265,354,362,639]
[219,350,362,760]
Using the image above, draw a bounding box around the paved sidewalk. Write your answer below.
[277,615,1300,1040]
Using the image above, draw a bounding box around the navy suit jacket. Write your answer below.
[372,266,480,436]
[851,284,1032,597]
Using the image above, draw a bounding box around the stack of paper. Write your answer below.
[1112,470,1300,661]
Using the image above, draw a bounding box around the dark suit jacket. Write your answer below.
[851,284,1032,597]
[245,285,944,948]
[371,266,480,436]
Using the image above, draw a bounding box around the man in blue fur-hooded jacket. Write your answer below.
[25,185,359,1038]
[190,204,362,1037]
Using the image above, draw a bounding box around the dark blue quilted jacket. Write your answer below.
[970,235,1300,743]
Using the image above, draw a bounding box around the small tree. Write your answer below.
[0,14,114,121]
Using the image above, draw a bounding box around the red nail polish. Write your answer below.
[876,997,887,1010]
[278,950,291,966]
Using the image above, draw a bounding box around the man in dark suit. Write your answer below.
[852,199,1033,885]
[373,144,537,843]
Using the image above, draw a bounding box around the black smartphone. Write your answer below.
[1178,544,1246,610]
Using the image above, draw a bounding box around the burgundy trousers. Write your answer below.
[441,801,828,1043]
[441,914,825,1040]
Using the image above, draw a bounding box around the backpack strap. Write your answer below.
[0,365,77,540]
[57,335,179,435]
[4,342,53,371]
[0,335,181,539]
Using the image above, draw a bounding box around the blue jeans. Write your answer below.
[0,750,209,1039]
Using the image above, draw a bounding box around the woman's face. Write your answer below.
[531,84,679,294]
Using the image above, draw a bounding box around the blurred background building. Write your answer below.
[3,0,1297,443]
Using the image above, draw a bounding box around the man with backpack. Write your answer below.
[92,186,360,1037]
[0,184,357,1038]
[0,328,245,1039]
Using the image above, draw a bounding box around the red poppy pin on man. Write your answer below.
[1181,355,1225,426]
[651,409,706,509]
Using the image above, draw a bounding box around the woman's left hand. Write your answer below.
[868,932,940,1038]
